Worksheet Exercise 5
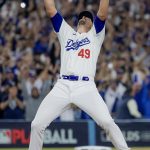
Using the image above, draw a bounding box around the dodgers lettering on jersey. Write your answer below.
[65,38,90,51]
[51,12,105,78]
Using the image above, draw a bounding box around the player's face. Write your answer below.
[78,16,93,31]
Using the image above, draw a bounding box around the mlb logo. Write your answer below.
[0,129,12,144]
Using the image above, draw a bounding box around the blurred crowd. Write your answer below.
[0,0,150,121]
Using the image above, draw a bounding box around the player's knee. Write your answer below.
[31,121,43,132]
[101,119,115,130]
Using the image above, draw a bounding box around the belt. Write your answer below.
[60,75,90,81]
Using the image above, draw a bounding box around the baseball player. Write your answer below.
[28,0,130,150]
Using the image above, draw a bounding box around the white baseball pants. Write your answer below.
[28,79,130,150]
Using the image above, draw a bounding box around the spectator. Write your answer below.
[0,84,25,119]
[104,78,127,116]
[21,67,52,121]
[133,83,144,115]
[116,87,142,119]
[104,80,119,114]
[22,83,50,121]
[141,76,150,118]
[0,92,4,119]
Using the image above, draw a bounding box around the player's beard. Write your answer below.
[78,19,86,25]
[77,19,92,33]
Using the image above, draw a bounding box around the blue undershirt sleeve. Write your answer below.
[51,12,63,32]
[94,16,105,34]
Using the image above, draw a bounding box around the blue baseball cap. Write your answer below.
[78,11,94,23]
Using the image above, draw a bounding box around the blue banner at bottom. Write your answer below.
[0,120,150,148]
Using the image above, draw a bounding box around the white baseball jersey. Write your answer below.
[51,12,105,78]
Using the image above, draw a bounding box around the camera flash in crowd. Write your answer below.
[20,2,26,8]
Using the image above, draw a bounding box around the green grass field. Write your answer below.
[0,148,150,150]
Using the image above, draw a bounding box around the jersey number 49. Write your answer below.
[78,49,90,59]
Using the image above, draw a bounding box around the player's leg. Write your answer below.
[29,82,70,150]
[73,83,130,150]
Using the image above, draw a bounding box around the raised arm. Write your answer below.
[44,0,57,17]
[97,0,109,21]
